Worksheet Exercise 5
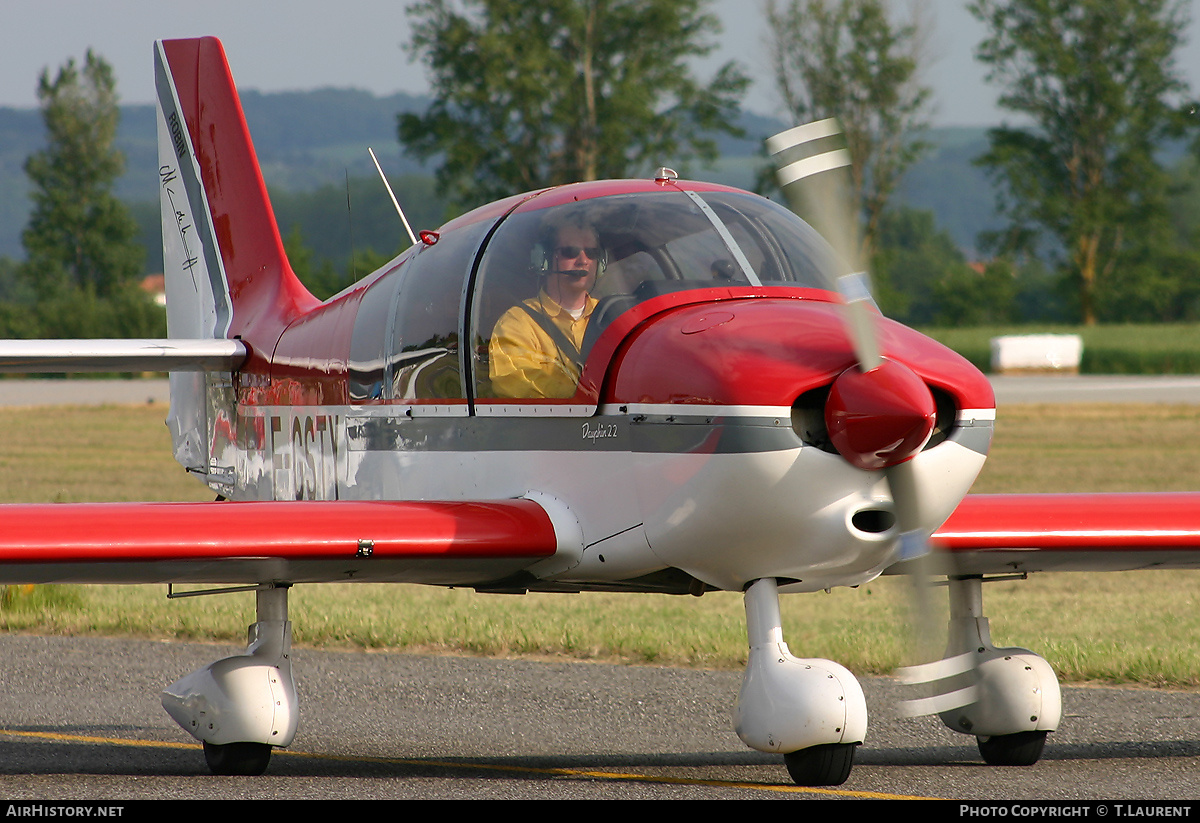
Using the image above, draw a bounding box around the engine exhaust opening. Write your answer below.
[851,508,896,535]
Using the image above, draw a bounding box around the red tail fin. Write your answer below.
[155,37,317,347]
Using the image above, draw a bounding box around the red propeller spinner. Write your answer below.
[824,359,937,471]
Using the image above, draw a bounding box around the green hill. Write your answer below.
[0,88,998,269]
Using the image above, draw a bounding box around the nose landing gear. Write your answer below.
[734,577,867,786]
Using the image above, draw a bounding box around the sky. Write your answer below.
[1,0,1199,127]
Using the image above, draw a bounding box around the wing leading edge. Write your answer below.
[923,492,1200,575]
[0,499,557,586]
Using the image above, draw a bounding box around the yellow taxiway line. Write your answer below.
[0,727,936,800]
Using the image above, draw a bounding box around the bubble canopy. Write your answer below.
[348,183,842,406]
[471,186,839,393]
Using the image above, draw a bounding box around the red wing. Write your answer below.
[930,492,1200,574]
[0,500,556,586]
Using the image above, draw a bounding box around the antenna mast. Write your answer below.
[368,147,419,248]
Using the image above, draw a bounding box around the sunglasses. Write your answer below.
[554,245,602,260]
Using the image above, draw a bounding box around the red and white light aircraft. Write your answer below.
[3,36,1200,785]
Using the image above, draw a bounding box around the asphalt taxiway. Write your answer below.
[0,635,1198,800]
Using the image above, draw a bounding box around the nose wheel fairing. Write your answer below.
[162,587,297,774]
[735,578,866,786]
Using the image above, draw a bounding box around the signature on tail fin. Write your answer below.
[154,37,319,475]
[154,37,318,346]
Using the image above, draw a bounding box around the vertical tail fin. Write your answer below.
[154,37,317,346]
[154,37,317,482]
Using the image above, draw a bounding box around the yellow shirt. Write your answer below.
[488,291,598,399]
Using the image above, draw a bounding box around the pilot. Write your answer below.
[488,214,603,398]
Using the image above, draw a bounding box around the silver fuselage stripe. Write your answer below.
[957,408,996,423]
[603,403,792,418]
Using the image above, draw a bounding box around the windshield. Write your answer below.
[470,186,838,400]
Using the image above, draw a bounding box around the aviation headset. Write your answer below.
[532,214,608,277]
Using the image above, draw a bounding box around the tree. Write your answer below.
[399,0,749,209]
[283,226,346,301]
[765,0,932,263]
[284,225,410,301]
[1088,154,1200,322]
[21,50,142,301]
[970,0,1194,325]
[867,205,1014,326]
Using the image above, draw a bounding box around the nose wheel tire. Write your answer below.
[783,742,857,786]
[976,731,1047,766]
[203,741,273,775]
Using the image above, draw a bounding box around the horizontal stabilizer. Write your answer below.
[0,339,247,373]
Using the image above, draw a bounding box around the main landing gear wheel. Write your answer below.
[203,741,273,776]
[976,731,1047,766]
[783,743,857,786]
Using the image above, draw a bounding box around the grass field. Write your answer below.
[1,402,1199,686]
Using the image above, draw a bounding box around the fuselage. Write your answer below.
[199,179,995,593]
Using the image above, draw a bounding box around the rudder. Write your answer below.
[154,37,317,345]
[154,37,316,481]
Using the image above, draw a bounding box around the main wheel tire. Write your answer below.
[783,742,857,786]
[203,741,272,776]
[977,731,1047,766]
